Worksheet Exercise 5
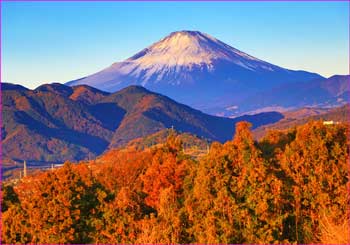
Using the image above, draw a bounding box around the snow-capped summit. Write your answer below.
[118,30,283,83]
[67,30,322,115]
[126,31,263,71]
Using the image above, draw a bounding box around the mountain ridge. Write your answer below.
[66,30,323,115]
[241,75,350,115]
[253,104,350,139]
[2,82,283,166]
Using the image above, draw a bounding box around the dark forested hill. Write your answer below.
[2,82,283,166]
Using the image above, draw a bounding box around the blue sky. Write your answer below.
[2,1,349,89]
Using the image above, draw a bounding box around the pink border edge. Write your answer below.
[0,1,349,245]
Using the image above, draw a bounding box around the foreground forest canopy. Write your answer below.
[2,121,349,244]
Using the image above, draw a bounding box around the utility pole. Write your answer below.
[23,160,27,177]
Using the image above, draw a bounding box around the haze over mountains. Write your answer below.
[66,30,343,116]
[2,82,283,166]
[252,104,350,139]
[243,75,350,114]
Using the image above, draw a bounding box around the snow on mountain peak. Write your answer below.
[66,30,323,116]
[110,30,272,83]
[69,30,290,89]
[127,30,261,68]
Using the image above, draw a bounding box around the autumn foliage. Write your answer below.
[1,121,349,244]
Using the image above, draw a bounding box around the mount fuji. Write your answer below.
[67,31,323,115]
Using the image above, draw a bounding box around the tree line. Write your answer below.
[2,121,349,244]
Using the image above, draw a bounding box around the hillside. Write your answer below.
[253,104,350,139]
[121,128,210,158]
[2,83,113,164]
[2,121,348,244]
[2,82,283,167]
[243,75,349,115]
